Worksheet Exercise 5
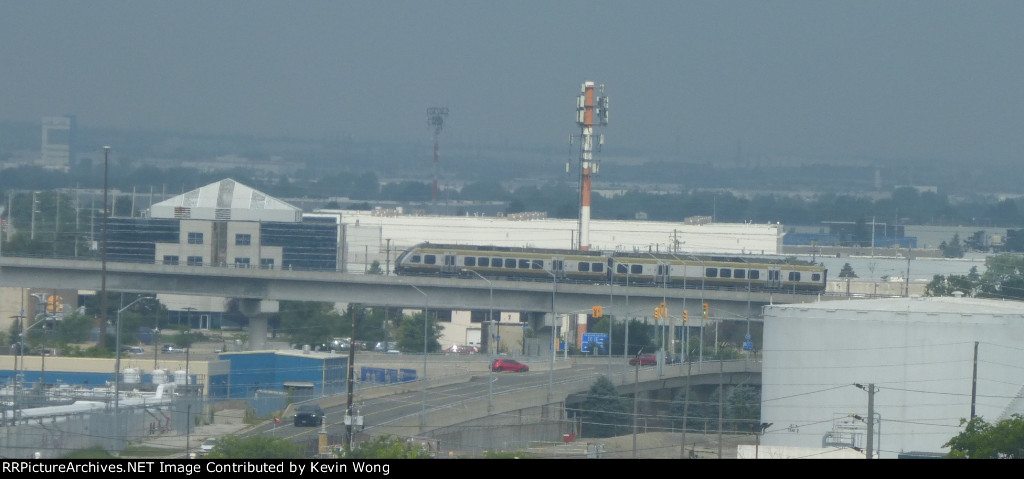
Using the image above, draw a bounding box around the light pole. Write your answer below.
[100,146,109,349]
[115,296,153,412]
[408,284,428,430]
[544,269,557,401]
[463,269,495,410]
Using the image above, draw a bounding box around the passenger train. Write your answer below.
[394,243,827,293]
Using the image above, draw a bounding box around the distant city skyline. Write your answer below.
[1,1,1022,166]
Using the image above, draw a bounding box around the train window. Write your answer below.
[464,257,476,267]
[478,257,489,267]
[705,267,718,278]
[631,264,642,275]
[532,260,543,269]
[579,262,590,272]
[789,272,801,281]
[519,259,530,269]
[749,270,760,280]
[410,255,421,263]
[812,273,821,281]
[720,268,732,278]
[734,269,745,279]
[617,264,628,274]
[424,255,436,265]
[493,258,503,268]
[592,262,603,273]
[505,258,516,268]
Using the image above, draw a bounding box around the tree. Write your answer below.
[727,385,761,432]
[204,434,302,459]
[338,434,433,459]
[944,414,1024,458]
[578,375,630,438]
[941,234,965,258]
[838,263,858,278]
[395,312,442,353]
[278,301,345,348]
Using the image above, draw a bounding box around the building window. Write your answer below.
[235,257,251,268]
[187,232,204,244]
[163,255,179,265]
[187,256,203,266]
[260,258,275,270]
[235,234,251,246]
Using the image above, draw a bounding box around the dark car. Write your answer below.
[628,354,657,366]
[491,358,529,372]
[293,404,324,426]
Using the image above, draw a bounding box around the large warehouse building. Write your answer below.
[760,297,1024,458]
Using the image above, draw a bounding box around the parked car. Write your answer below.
[293,404,324,426]
[198,437,217,456]
[122,346,145,355]
[490,358,529,372]
[374,341,399,353]
[162,344,185,354]
[329,338,350,352]
[448,344,479,354]
[628,354,657,366]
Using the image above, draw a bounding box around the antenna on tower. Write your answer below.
[575,81,609,251]
[426,107,449,203]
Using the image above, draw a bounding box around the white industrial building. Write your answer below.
[760,297,1024,458]
[330,208,783,273]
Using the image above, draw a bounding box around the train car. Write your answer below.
[394,243,827,293]
[611,252,827,292]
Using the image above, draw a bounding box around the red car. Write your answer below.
[628,354,657,366]
[491,358,529,372]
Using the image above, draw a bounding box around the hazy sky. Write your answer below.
[2,1,1022,163]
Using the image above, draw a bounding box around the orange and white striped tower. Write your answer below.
[575,81,609,251]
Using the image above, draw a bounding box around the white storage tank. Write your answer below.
[122,368,140,384]
[174,370,189,385]
[151,369,169,385]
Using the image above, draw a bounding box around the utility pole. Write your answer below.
[345,306,357,447]
[971,342,979,419]
[856,383,878,459]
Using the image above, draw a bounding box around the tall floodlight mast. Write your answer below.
[426,107,449,203]
[575,82,609,251]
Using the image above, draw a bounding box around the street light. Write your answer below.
[115,296,153,412]
[462,269,495,410]
[544,269,557,401]
[407,283,428,430]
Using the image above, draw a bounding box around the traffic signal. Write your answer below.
[653,306,661,320]
[593,305,603,318]
[683,310,688,323]
[702,302,709,317]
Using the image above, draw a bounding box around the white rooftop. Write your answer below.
[150,178,301,223]
[334,209,783,255]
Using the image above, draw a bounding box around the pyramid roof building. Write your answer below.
[150,178,301,223]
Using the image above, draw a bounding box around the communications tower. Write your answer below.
[426,107,449,203]
[575,82,609,250]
